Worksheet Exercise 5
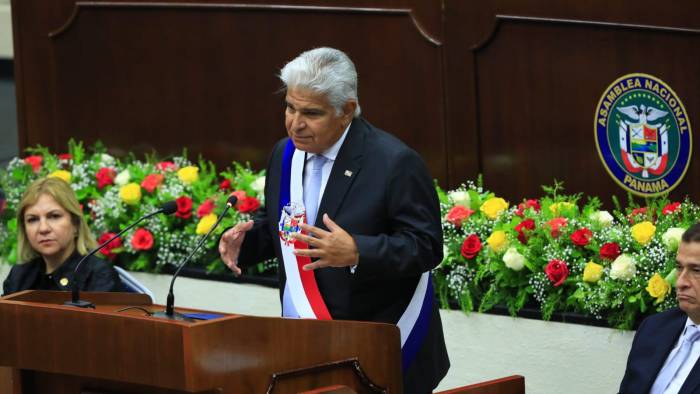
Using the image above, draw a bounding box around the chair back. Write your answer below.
[114,266,155,302]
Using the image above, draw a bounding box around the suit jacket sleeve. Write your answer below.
[618,316,651,393]
[236,139,284,267]
[353,147,443,280]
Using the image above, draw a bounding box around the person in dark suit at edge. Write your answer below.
[3,177,122,296]
[619,223,700,394]
[218,47,449,393]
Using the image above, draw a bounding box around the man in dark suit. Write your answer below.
[619,223,700,394]
[219,47,449,393]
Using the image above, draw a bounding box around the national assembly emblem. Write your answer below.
[594,73,692,197]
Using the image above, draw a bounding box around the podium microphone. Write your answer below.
[64,200,178,308]
[152,195,238,321]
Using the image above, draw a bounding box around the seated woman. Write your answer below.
[2,177,122,296]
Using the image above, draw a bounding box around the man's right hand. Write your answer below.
[218,220,254,276]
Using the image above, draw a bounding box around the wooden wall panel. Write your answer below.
[12,0,446,183]
[13,0,700,202]
[444,0,700,203]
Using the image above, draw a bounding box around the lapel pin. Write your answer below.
[344,170,353,177]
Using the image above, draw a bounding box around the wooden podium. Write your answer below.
[0,290,402,393]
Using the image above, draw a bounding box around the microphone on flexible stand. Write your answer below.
[64,200,178,308]
[152,195,238,321]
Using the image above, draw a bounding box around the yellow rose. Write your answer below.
[583,261,603,283]
[48,170,71,183]
[631,221,656,245]
[646,273,671,303]
[486,230,508,253]
[549,202,576,215]
[119,183,142,205]
[177,166,199,184]
[480,197,509,220]
[196,213,217,235]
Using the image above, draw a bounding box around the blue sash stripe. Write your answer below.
[280,139,298,318]
[279,139,296,214]
[401,274,434,372]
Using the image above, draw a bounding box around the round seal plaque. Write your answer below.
[594,73,692,197]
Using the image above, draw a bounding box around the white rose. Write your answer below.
[590,210,614,227]
[662,227,686,251]
[448,190,471,208]
[100,153,115,166]
[114,169,131,186]
[503,247,525,271]
[251,176,266,195]
[610,254,637,281]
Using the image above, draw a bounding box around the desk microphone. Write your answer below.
[64,200,178,308]
[152,195,237,321]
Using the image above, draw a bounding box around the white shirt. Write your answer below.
[301,122,356,273]
[302,122,351,212]
[657,318,700,394]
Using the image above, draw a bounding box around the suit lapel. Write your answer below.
[315,120,365,227]
[646,311,688,393]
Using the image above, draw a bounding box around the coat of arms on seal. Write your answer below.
[594,73,692,197]
[278,202,306,246]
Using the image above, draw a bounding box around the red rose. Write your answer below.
[131,228,154,251]
[58,153,72,161]
[662,202,681,215]
[570,228,593,247]
[515,199,541,217]
[155,161,177,171]
[237,196,260,213]
[231,189,247,203]
[95,167,116,189]
[515,218,536,244]
[97,232,122,260]
[599,242,622,260]
[631,207,647,216]
[176,196,193,219]
[219,179,232,191]
[446,206,475,227]
[460,234,482,260]
[24,155,43,173]
[545,259,569,287]
[628,206,656,224]
[141,173,164,193]
[197,199,216,218]
[546,217,568,238]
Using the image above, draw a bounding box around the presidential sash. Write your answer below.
[277,139,433,371]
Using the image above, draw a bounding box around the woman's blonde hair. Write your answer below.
[17,177,97,263]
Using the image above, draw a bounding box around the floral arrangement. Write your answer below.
[2,142,695,329]
[0,140,270,275]
[436,178,698,329]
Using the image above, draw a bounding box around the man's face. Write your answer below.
[675,241,700,323]
[285,88,355,154]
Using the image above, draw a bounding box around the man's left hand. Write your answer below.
[292,213,359,270]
